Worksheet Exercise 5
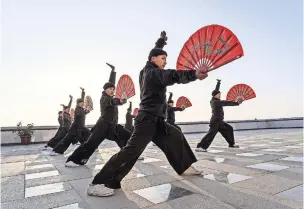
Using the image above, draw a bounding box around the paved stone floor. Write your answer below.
[1,129,303,209]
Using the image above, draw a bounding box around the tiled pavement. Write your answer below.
[1,129,303,209]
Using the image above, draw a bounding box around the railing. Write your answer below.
[1,117,303,145]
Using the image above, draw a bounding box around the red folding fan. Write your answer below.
[70,108,75,121]
[226,84,256,102]
[133,108,139,117]
[176,96,192,109]
[176,24,244,72]
[115,75,136,99]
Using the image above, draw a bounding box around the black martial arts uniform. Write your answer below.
[90,60,198,189]
[52,90,91,154]
[124,102,135,132]
[46,113,62,147]
[197,80,240,150]
[166,92,184,131]
[46,96,73,148]
[166,106,183,131]
[54,114,63,138]
[66,91,131,165]
[47,111,72,148]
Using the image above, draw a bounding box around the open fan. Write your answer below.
[176,96,192,109]
[133,108,139,117]
[226,84,256,102]
[176,24,244,72]
[115,75,136,99]
[70,108,75,121]
[84,95,94,110]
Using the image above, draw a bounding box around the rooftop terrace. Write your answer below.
[1,128,303,209]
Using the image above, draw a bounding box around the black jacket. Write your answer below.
[62,112,71,129]
[210,98,239,123]
[125,112,135,130]
[139,62,197,118]
[70,107,90,131]
[166,106,183,124]
[58,116,63,126]
[100,91,122,125]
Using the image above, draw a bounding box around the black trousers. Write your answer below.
[197,121,235,149]
[46,127,61,147]
[52,127,91,154]
[167,121,182,131]
[51,127,61,139]
[124,126,134,133]
[47,128,68,148]
[91,112,197,189]
[66,118,131,165]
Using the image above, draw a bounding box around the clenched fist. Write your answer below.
[160,31,168,41]
[120,99,127,104]
[195,68,208,80]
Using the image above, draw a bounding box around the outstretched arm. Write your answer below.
[215,79,221,91]
[74,107,89,117]
[172,107,183,111]
[100,95,124,107]
[80,87,85,100]
[214,100,240,107]
[84,109,90,115]
[106,63,116,84]
[67,95,73,108]
[151,69,197,87]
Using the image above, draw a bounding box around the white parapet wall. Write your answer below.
[178,117,303,134]
[1,117,302,145]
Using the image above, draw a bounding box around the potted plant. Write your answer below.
[13,121,35,145]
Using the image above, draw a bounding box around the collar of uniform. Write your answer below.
[145,61,160,69]
[102,91,114,98]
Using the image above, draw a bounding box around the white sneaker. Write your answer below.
[87,184,114,197]
[80,159,88,164]
[137,156,144,160]
[49,151,60,156]
[181,166,201,176]
[195,148,207,152]
[65,161,79,167]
